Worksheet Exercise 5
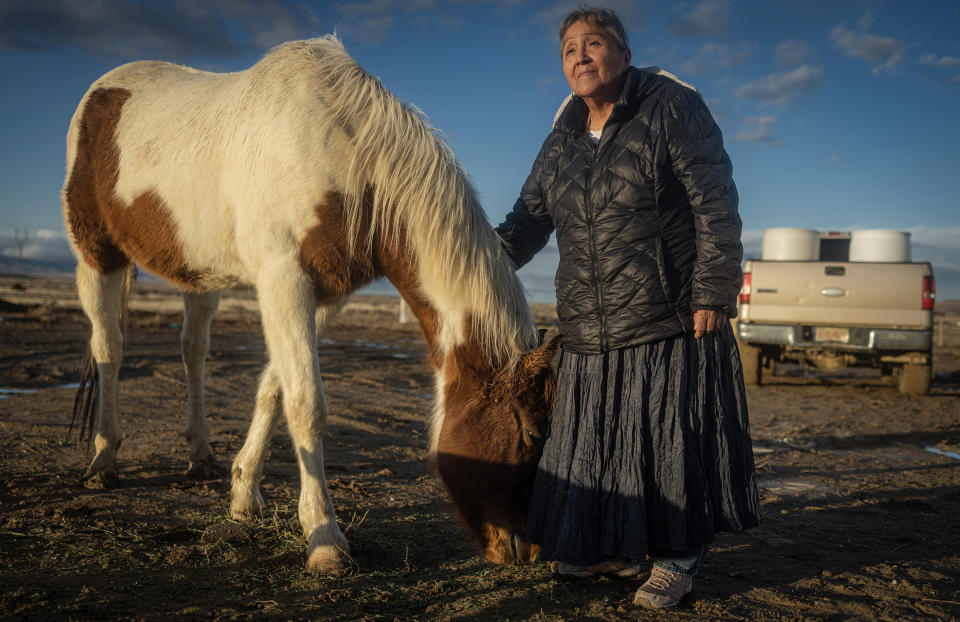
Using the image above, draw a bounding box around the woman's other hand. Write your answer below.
[693,309,724,339]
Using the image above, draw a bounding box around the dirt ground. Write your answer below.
[1,274,958,621]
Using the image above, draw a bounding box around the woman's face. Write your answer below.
[561,19,631,102]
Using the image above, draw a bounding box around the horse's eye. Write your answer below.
[523,427,543,443]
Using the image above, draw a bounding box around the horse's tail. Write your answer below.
[68,264,137,442]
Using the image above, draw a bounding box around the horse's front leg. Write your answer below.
[181,290,223,477]
[256,264,349,573]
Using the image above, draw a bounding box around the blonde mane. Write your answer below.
[283,36,536,364]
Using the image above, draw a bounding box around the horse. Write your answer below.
[62,35,560,571]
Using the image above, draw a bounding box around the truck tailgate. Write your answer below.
[742,261,932,329]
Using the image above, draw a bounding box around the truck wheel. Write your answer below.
[898,363,931,396]
[763,355,777,377]
[880,363,897,385]
[740,343,762,386]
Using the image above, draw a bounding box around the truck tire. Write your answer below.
[899,363,931,396]
[880,363,897,386]
[739,343,762,386]
[763,355,777,377]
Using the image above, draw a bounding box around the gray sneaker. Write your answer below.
[633,566,693,609]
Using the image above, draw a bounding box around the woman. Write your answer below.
[496,7,762,609]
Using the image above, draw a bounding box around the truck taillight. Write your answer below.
[922,275,935,310]
[739,272,751,305]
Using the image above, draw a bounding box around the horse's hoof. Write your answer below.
[305,545,352,575]
[229,505,259,523]
[82,470,120,489]
[187,454,225,479]
[229,492,265,522]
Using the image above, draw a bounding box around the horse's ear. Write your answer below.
[523,332,561,376]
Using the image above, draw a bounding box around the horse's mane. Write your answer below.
[273,36,536,364]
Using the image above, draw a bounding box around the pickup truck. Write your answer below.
[735,229,935,395]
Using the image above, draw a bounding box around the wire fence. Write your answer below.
[934,314,960,348]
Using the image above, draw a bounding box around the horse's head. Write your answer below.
[435,332,561,564]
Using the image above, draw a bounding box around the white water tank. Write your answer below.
[849,230,911,262]
[761,228,820,261]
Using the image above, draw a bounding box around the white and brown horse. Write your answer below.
[62,36,558,570]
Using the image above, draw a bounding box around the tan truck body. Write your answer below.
[739,260,932,329]
[735,259,934,394]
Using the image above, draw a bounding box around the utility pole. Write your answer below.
[14,229,29,272]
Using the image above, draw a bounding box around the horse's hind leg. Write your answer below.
[76,262,128,488]
[256,264,349,573]
[181,290,223,478]
[230,361,281,520]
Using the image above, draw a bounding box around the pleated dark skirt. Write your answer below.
[525,323,762,566]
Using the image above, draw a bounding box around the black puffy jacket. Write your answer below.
[496,67,742,353]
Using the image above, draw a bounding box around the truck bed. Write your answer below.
[739,260,932,330]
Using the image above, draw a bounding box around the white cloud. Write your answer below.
[829,24,905,75]
[735,65,822,104]
[733,116,783,146]
[333,0,530,45]
[669,0,731,37]
[918,54,960,67]
[950,74,960,87]
[857,9,877,31]
[531,0,645,45]
[35,229,67,240]
[333,0,398,16]
[531,2,581,34]
[908,227,960,301]
[906,226,960,249]
[774,40,815,68]
[0,0,320,58]
[206,0,321,50]
[333,0,397,44]
[347,15,394,45]
[0,229,74,263]
[680,42,750,75]
[740,228,764,257]
[704,96,727,123]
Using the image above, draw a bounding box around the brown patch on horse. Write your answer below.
[299,192,378,302]
[104,191,209,289]
[64,88,130,274]
[64,87,207,289]
[300,191,442,365]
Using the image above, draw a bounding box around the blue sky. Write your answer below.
[0,0,957,301]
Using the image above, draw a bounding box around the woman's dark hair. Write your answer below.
[559,6,629,53]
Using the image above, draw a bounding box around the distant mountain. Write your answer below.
[0,255,76,275]
[2,238,957,309]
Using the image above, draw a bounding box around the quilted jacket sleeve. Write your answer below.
[495,138,556,269]
[664,87,743,317]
